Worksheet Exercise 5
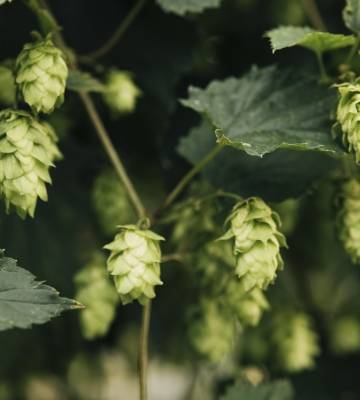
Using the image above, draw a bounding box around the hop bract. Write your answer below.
[336,178,360,263]
[272,313,319,372]
[15,36,68,114]
[0,110,61,218]
[75,253,119,340]
[219,197,287,291]
[104,225,164,305]
[335,79,360,163]
[103,70,141,115]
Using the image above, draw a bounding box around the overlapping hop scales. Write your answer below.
[15,35,68,114]
[188,299,235,362]
[335,79,360,162]
[103,70,141,115]
[271,313,319,372]
[336,178,360,263]
[0,110,61,217]
[75,253,119,340]
[104,225,164,305]
[218,197,287,291]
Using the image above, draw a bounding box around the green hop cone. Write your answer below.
[225,281,269,327]
[75,253,119,340]
[218,197,287,291]
[0,109,61,218]
[104,225,164,305]
[103,70,141,115]
[92,169,135,236]
[272,312,320,372]
[330,316,360,354]
[15,35,68,114]
[336,178,360,263]
[188,299,235,362]
[334,79,360,163]
[0,65,16,106]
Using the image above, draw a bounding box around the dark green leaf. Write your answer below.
[156,0,222,15]
[220,380,294,400]
[67,70,105,93]
[0,255,81,331]
[178,120,339,202]
[265,26,355,54]
[343,0,360,34]
[181,65,344,157]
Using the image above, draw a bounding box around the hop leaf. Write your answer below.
[15,35,68,114]
[92,169,135,236]
[0,109,61,218]
[188,298,235,362]
[334,79,360,163]
[0,65,16,106]
[75,252,119,340]
[218,197,287,291]
[103,70,141,115]
[271,313,320,372]
[104,225,164,305]
[336,178,360,263]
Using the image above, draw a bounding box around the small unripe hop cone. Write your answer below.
[336,178,360,263]
[334,79,360,162]
[104,225,164,305]
[0,110,61,218]
[218,197,287,291]
[15,35,68,114]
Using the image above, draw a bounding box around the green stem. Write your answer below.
[79,0,147,62]
[316,52,330,83]
[301,0,327,31]
[163,144,224,208]
[345,35,360,65]
[139,301,151,400]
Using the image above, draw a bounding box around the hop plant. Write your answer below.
[75,253,119,340]
[104,225,164,305]
[15,35,68,114]
[0,65,16,106]
[218,197,287,291]
[92,170,135,236]
[188,299,235,362]
[0,110,61,217]
[225,281,269,326]
[103,70,141,115]
[336,178,360,263]
[272,313,319,372]
[330,316,360,354]
[335,79,360,163]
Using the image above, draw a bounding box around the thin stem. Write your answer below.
[346,35,360,65]
[316,52,330,83]
[163,144,224,208]
[301,0,327,31]
[80,0,147,61]
[139,301,151,400]
[79,92,146,218]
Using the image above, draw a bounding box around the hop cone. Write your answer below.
[15,36,68,114]
[75,253,119,340]
[0,109,61,217]
[188,299,235,362]
[225,281,269,326]
[335,79,360,162]
[330,316,360,354]
[103,70,141,115]
[104,225,164,305]
[218,197,287,291]
[272,313,319,372]
[336,178,360,263]
[92,170,135,236]
[0,65,16,106]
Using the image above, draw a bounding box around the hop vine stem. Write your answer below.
[301,0,327,31]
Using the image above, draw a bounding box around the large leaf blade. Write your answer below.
[0,256,81,331]
[343,0,360,34]
[181,65,344,157]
